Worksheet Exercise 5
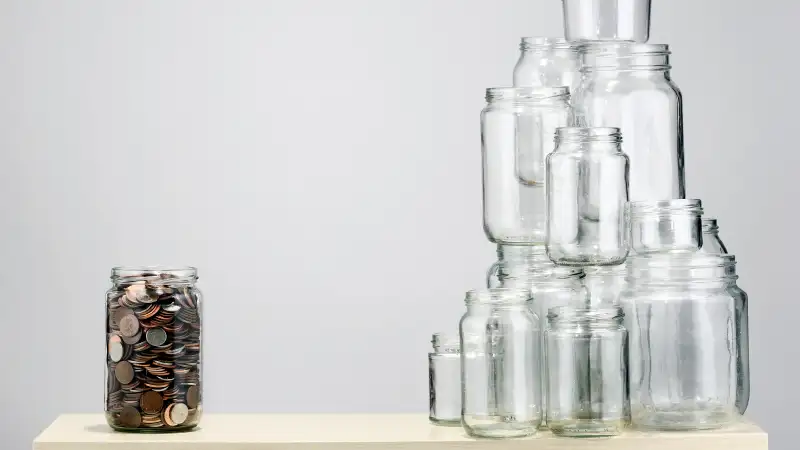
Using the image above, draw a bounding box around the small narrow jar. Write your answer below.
[545,306,630,437]
[561,0,652,42]
[460,289,542,438]
[482,87,572,245]
[628,199,703,254]
[513,37,580,94]
[622,254,739,430]
[699,218,729,255]
[572,43,684,201]
[429,333,461,425]
[546,127,630,266]
[105,267,202,432]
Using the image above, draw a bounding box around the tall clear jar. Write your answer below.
[429,333,461,425]
[572,43,685,202]
[460,289,542,438]
[584,265,627,305]
[621,255,738,430]
[482,87,572,245]
[546,127,630,266]
[545,306,630,437]
[699,218,729,255]
[105,267,202,431]
[513,37,580,95]
[561,0,652,42]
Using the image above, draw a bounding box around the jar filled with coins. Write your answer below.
[105,267,202,431]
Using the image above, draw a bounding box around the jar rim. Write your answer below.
[465,288,530,305]
[431,333,460,351]
[555,127,622,143]
[547,306,624,324]
[628,199,702,215]
[111,266,198,282]
[579,42,670,55]
[485,87,570,102]
[520,37,576,51]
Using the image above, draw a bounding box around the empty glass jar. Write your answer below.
[545,306,630,436]
[561,0,652,42]
[460,289,542,437]
[699,218,729,255]
[629,200,703,254]
[622,254,738,430]
[513,37,580,95]
[105,267,202,432]
[572,43,685,202]
[546,127,630,266]
[482,87,572,245]
[429,333,461,425]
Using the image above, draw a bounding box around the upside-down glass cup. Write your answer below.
[513,37,580,95]
[561,0,652,42]
[628,200,703,254]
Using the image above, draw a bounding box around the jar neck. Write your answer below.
[520,37,578,55]
[628,199,703,222]
[547,306,624,330]
[580,43,670,73]
[431,334,460,354]
[485,87,570,105]
[702,218,720,235]
[111,266,198,287]
[626,255,737,287]
[554,127,623,153]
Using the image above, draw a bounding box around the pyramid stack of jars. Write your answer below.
[428,0,750,438]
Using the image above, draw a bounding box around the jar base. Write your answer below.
[463,415,540,438]
[429,417,461,427]
[633,407,736,431]
[548,418,627,437]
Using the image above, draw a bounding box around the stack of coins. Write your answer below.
[105,272,202,431]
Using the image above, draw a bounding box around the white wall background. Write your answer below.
[0,1,796,449]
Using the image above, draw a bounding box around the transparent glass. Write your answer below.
[699,218,729,255]
[482,87,572,245]
[546,127,630,266]
[621,255,738,430]
[545,306,630,436]
[562,0,652,42]
[572,43,684,202]
[429,333,461,425]
[513,37,580,95]
[628,199,703,254]
[584,265,627,305]
[105,267,202,432]
[730,277,750,415]
[460,289,542,438]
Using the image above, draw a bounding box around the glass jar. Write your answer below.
[105,267,202,431]
[699,218,729,255]
[460,289,542,437]
[486,244,566,288]
[482,87,572,245]
[628,200,703,254]
[545,306,630,436]
[429,333,461,425]
[546,127,630,266]
[724,256,750,415]
[621,254,738,430]
[584,265,627,305]
[513,37,580,95]
[561,0,652,42]
[572,43,685,202]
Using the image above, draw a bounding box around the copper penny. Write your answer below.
[140,391,164,414]
[118,405,142,428]
[185,386,199,408]
[121,330,142,345]
[118,314,140,337]
[114,361,135,385]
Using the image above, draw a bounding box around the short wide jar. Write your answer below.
[628,199,703,254]
[545,306,630,436]
[105,267,202,432]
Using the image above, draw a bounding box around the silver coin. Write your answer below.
[169,403,189,425]
[108,340,124,362]
[118,314,140,337]
[146,327,168,347]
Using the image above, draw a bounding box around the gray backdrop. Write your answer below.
[0,1,795,449]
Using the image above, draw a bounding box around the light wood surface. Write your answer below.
[33,414,768,450]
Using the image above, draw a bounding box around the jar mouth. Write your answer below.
[580,43,669,55]
[555,127,622,144]
[702,218,719,233]
[485,87,570,102]
[111,266,198,282]
[626,254,737,282]
[580,42,670,71]
[628,199,702,216]
[520,37,576,51]
[465,288,530,305]
[431,333,460,352]
[547,306,624,324]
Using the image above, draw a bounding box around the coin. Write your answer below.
[119,314,140,338]
[140,391,164,414]
[186,385,199,409]
[146,327,168,347]
[108,336,124,362]
[118,405,142,428]
[169,403,189,426]
[112,308,134,327]
[114,361,135,384]
[122,330,142,345]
